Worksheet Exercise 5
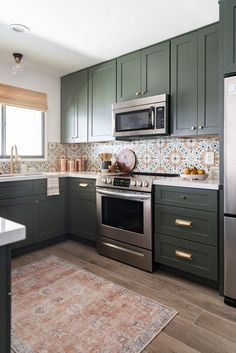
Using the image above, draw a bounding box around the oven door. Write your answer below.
[96,187,152,249]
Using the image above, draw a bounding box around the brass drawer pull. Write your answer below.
[180,195,187,200]
[175,219,192,228]
[175,250,192,261]
[79,183,88,188]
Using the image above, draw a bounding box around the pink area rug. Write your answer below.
[11,256,177,353]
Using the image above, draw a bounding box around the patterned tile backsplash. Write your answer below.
[0,137,219,175]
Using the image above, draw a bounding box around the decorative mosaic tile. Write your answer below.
[0,136,220,174]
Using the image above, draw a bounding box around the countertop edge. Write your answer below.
[0,218,26,246]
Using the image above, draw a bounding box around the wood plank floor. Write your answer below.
[11,240,236,353]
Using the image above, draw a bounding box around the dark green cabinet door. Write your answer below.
[61,73,76,143]
[223,0,236,74]
[69,196,96,241]
[74,70,88,142]
[0,246,11,353]
[33,194,66,242]
[141,42,170,97]
[61,70,88,143]
[88,60,116,141]
[117,52,141,101]
[171,32,198,136]
[198,24,219,135]
[0,197,33,249]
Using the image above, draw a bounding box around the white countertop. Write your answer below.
[0,217,26,246]
[0,171,97,182]
[0,171,220,190]
[153,176,219,190]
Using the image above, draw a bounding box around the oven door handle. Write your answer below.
[96,188,151,200]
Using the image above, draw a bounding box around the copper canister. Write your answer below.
[67,160,75,172]
[76,158,82,172]
[60,158,67,172]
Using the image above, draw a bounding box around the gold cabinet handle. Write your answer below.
[79,183,88,188]
[175,250,192,261]
[175,219,192,228]
[141,91,146,95]
[136,92,140,96]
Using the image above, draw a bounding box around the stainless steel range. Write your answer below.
[96,172,178,272]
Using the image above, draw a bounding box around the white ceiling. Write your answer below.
[0,0,219,77]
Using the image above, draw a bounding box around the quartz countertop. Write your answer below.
[0,171,220,190]
[153,177,220,190]
[0,171,97,182]
[0,217,26,246]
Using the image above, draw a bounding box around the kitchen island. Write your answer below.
[0,218,26,353]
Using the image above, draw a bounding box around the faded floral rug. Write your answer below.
[11,256,177,353]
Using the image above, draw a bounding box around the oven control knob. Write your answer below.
[130,180,136,187]
[106,178,112,184]
[142,181,149,187]
[136,180,142,187]
[102,178,107,183]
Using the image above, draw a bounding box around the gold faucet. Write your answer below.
[10,144,19,174]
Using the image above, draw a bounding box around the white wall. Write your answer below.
[0,60,60,142]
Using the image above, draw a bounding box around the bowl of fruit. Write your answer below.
[180,167,208,180]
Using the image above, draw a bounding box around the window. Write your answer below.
[0,105,45,158]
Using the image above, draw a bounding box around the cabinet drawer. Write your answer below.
[155,205,217,246]
[155,234,218,281]
[32,178,65,195]
[69,178,96,198]
[0,181,32,199]
[155,186,217,211]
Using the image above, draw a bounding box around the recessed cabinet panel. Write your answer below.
[171,32,198,136]
[171,24,219,137]
[198,24,219,135]
[61,74,76,143]
[223,0,236,74]
[141,42,170,97]
[117,52,141,101]
[88,60,116,142]
[61,70,88,143]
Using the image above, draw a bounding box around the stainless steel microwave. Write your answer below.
[112,94,169,139]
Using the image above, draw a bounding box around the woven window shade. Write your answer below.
[0,83,48,111]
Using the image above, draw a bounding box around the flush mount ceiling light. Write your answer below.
[10,23,30,33]
[11,53,25,76]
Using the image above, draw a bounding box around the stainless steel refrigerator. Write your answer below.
[224,75,236,306]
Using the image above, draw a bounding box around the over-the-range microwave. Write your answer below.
[112,94,169,139]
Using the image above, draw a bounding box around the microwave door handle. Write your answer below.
[150,106,155,128]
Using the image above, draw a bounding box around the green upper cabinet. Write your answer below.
[198,24,219,135]
[222,0,236,74]
[171,24,219,136]
[88,60,116,142]
[117,42,170,102]
[117,52,141,101]
[171,32,198,136]
[61,69,88,143]
[141,42,170,98]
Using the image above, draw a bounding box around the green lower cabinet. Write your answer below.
[155,205,217,246]
[0,246,11,353]
[33,194,66,243]
[155,234,218,281]
[69,178,96,241]
[69,196,96,241]
[0,197,33,249]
